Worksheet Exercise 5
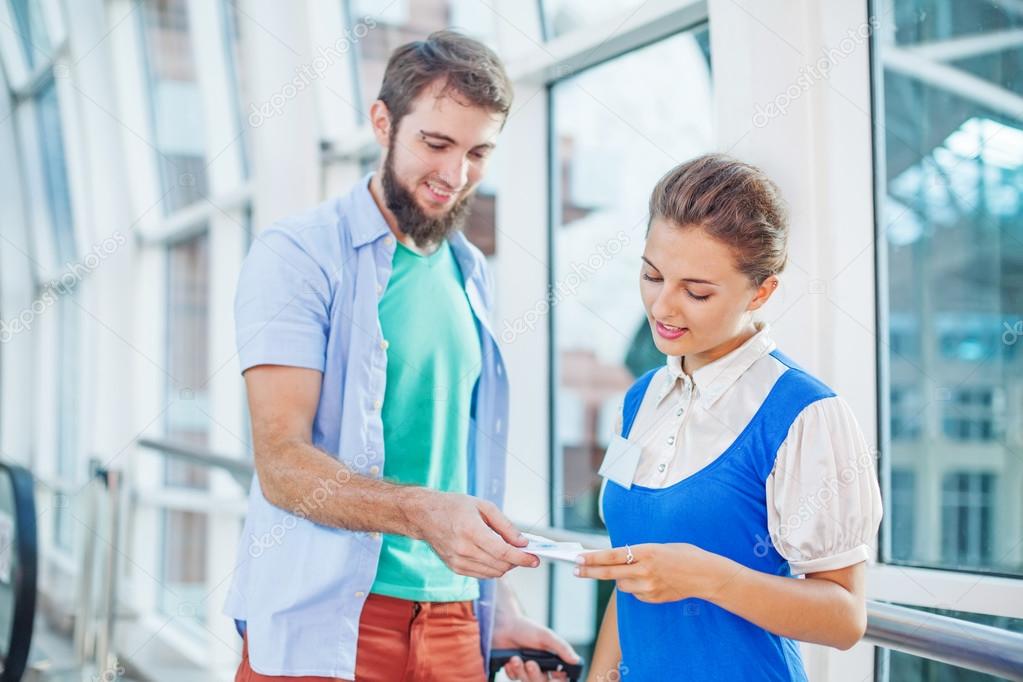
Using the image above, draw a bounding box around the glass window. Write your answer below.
[941,472,996,568]
[140,0,210,214]
[8,0,50,69]
[890,468,916,561]
[550,28,712,532]
[53,292,80,553]
[875,0,1023,576]
[344,0,500,255]
[160,231,211,621]
[221,0,250,179]
[540,0,647,40]
[876,606,1023,682]
[35,77,75,264]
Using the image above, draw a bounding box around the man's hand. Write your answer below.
[410,490,540,578]
[493,614,580,681]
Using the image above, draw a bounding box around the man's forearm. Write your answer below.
[256,435,429,537]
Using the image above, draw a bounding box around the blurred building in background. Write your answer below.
[0,0,1020,680]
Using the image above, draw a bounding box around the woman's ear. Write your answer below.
[747,275,780,312]
[369,100,392,148]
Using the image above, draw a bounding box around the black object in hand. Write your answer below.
[488,648,585,681]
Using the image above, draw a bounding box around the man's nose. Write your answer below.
[438,154,469,190]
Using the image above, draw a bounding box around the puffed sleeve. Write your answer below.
[234,225,334,374]
[766,396,883,575]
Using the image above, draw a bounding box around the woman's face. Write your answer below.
[640,218,778,367]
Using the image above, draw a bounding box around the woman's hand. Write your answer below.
[574,543,735,603]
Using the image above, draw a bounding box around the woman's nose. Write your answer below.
[650,287,678,321]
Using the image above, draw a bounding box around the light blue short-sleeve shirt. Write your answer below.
[223,175,509,678]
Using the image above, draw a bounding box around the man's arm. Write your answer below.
[246,364,538,578]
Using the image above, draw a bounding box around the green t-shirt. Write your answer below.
[370,239,482,602]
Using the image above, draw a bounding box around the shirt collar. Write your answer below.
[660,322,777,409]
[348,173,481,282]
[349,172,393,248]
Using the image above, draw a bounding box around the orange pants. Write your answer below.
[234,593,486,681]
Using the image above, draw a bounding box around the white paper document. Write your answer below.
[522,532,592,563]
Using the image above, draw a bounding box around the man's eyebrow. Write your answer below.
[420,130,495,150]
[641,256,718,286]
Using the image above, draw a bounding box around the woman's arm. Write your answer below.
[586,589,622,682]
[576,544,867,650]
[703,557,867,650]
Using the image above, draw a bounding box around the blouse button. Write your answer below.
[676,407,683,417]
[667,435,675,446]
[657,463,667,473]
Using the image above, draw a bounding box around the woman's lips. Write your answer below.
[656,321,688,340]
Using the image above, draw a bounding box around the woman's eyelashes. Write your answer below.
[642,273,711,302]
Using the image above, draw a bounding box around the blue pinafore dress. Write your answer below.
[601,350,835,681]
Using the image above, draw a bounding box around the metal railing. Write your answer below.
[136,438,1023,680]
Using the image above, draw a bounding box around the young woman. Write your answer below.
[576,155,883,681]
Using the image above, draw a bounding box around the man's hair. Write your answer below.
[649,154,789,286]
[377,30,513,130]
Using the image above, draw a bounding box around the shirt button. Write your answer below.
[369,465,380,476]
[376,283,383,295]
[658,463,667,473]
[355,591,365,598]
[384,236,394,246]
[372,532,382,539]
[372,399,382,410]
[676,408,684,417]
[667,435,675,446]
[380,339,389,350]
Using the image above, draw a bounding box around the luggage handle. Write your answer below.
[488,648,584,681]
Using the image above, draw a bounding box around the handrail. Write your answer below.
[136,438,1023,679]
[865,601,1023,679]
[137,437,254,488]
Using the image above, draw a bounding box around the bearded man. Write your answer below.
[226,30,578,682]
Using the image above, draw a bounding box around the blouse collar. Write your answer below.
[659,322,777,409]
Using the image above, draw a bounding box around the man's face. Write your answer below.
[378,80,505,246]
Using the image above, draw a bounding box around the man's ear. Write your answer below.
[369,100,392,148]
[747,275,780,312]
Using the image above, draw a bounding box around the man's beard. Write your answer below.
[381,144,473,248]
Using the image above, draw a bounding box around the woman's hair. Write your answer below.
[648,154,789,286]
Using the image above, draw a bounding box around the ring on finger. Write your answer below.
[625,544,635,564]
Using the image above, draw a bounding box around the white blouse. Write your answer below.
[601,323,883,575]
